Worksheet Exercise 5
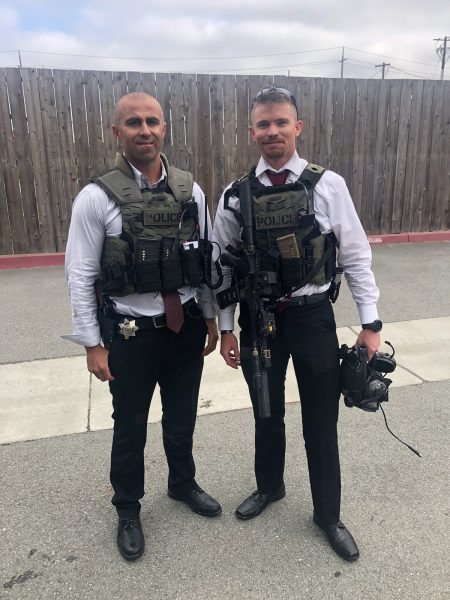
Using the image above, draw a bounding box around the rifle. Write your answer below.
[217,179,275,419]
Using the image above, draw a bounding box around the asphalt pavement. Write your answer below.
[0,241,449,600]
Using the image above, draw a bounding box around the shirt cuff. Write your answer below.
[357,304,379,326]
[61,332,101,348]
[218,307,236,331]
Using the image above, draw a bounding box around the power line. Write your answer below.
[19,46,342,62]
[345,46,438,67]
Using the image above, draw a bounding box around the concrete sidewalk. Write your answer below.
[0,241,449,599]
[1,315,449,445]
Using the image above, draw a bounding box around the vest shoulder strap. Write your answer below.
[299,163,326,189]
[92,167,141,205]
[166,165,193,202]
[92,153,193,204]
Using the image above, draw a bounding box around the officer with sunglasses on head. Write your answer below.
[213,87,381,561]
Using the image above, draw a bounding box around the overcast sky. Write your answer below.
[0,0,449,79]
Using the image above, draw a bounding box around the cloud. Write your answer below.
[0,0,448,78]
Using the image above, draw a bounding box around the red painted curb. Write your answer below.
[367,231,450,244]
[0,253,65,270]
[0,232,449,270]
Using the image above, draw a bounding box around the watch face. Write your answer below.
[364,320,382,332]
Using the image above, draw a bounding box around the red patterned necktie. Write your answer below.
[267,169,289,186]
[162,291,184,333]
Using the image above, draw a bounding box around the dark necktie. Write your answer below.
[267,169,289,186]
[162,291,184,333]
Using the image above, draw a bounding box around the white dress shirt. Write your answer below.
[212,152,379,331]
[64,158,216,348]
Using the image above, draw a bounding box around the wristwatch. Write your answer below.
[362,320,383,332]
[220,330,234,335]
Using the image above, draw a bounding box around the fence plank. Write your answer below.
[37,69,68,250]
[0,68,26,252]
[351,79,368,217]
[235,75,250,178]
[182,73,198,180]
[331,78,345,176]
[97,71,116,166]
[437,81,450,230]
[169,73,186,170]
[68,70,90,188]
[196,74,213,207]
[84,70,107,177]
[380,81,401,233]
[223,75,237,187]
[341,78,357,189]
[53,69,79,206]
[0,166,12,253]
[112,72,128,102]
[370,80,390,234]
[210,74,225,208]
[21,68,56,251]
[127,71,141,93]
[412,80,434,231]
[141,72,156,98]
[401,80,424,232]
[391,80,413,233]
[360,80,380,231]
[155,73,172,165]
[5,68,41,251]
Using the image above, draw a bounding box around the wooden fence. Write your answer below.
[0,68,449,255]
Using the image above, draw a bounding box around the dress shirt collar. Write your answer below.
[126,156,167,190]
[255,151,308,184]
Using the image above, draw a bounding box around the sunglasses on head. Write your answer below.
[252,87,298,113]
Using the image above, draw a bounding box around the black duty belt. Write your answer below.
[277,291,329,308]
[114,297,198,336]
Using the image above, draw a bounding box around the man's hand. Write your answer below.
[203,318,219,356]
[220,333,241,368]
[85,344,115,382]
[355,330,380,361]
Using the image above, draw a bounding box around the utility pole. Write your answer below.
[18,50,22,68]
[375,62,391,79]
[339,47,347,78]
[434,36,450,80]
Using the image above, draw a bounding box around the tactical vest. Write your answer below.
[224,163,337,297]
[93,153,203,296]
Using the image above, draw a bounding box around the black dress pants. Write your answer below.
[107,308,207,517]
[239,298,342,526]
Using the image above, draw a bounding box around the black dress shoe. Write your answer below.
[235,486,286,520]
[313,514,359,561]
[117,517,145,561]
[168,485,222,517]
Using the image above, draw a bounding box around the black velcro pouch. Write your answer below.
[135,239,161,293]
[181,244,203,287]
[161,237,184,291]
[280,257,302,291]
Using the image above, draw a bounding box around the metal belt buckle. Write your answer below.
[152,314,166,329]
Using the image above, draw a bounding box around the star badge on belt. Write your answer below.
[118,319,139,340]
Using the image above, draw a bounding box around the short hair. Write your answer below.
[251,87,298,117]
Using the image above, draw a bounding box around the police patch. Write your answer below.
[143,209,182,226]
[255,212,297,230]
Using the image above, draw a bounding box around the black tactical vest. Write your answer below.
[224,163,336,297]
[93,153,203,296]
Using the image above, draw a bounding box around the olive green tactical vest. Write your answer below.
[93,153,197,296]
[239,164,334,291]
